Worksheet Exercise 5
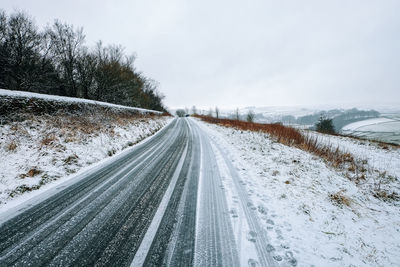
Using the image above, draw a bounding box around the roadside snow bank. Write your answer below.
[307,131,400,180]
[0,90,172,207]
[0,116,172,206]
[0,88,162,114]
[196,119,400,266]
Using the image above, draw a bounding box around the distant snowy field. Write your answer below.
[342,118,394,131]
[197,119,400,266]
[342,117,400,144]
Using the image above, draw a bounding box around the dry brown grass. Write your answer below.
[373,191,399,202]
[40,135,57,146]
[196,115,400,201]
[329,191,352,207]
[64,154,79,165]
[195,115,363,174]
[7,140,17,151]
[21,168,41,178]
[197,115,304,146]
[28,168,41,177]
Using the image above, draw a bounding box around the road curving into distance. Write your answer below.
[0,118,283,267]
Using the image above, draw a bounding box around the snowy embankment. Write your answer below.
[0,89,163,114]
[307,131,400,181]
[0,89,172,207]
[196,119,400,266]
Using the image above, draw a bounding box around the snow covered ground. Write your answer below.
[307,131,400,181]
[0,89,162,114]
[342,118,395,132]
[341,117,400,145]
[195,118,400,266]
[0,115,172,207]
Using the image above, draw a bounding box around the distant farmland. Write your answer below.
[341,116,400,145]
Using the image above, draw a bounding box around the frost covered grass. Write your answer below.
[196,119,400,266]
[0,113,171,205]
[195,115,399,199]
[0,90,172,206]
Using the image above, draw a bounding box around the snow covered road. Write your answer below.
[0,118,282,266]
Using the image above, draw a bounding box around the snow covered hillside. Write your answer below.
[0,90,172,207]
[196,119,400,266]
[341,117,400,145]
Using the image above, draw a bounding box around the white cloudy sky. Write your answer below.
[3,0,400,109]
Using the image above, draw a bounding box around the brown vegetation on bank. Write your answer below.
[195,114,399,201]
[195,115,366,179]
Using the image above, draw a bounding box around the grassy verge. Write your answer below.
[195,115,398,201]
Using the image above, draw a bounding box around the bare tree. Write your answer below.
[215,106,219,119]
[246,110,255,122]
[0,11,42,91]
[0,10,167,111]
[46,20,85,96]
[76,49,98,98]
[191,105,197,115]
[234,108,240,120]
[176,109,185,117]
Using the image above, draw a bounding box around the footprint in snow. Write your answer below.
[285,251,297,266]
[248,258,259,267]
[266,244,275,252]
[247,231,257,242]
[257,205,268,215]
[275,229,282,234]
[230,209,238,218]
[266,219,274,225]
[280,244,290,249]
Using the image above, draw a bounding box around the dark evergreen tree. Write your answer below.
[316,116,335,134]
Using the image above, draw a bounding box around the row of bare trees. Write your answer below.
[201,106,255,122]
[0,10,165,111]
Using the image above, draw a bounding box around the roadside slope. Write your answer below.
[196,118,400,266]
[0,89,172,207]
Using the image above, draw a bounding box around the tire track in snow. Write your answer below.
[193,121,240,267]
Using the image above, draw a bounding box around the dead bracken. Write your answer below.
[329,191,352,207]
[195,115,396,200]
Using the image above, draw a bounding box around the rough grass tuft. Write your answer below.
[40,135,57,146]
[329,191,352,207]
[7,140,17,151]
[373,191,399,202]
[27,168,41,177]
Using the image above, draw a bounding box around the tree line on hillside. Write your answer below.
[0,10,165,111]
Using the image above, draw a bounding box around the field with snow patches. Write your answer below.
[341,117,400,145]
[196,119,400,266]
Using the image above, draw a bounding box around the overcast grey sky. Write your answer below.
[3,0,400,109]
